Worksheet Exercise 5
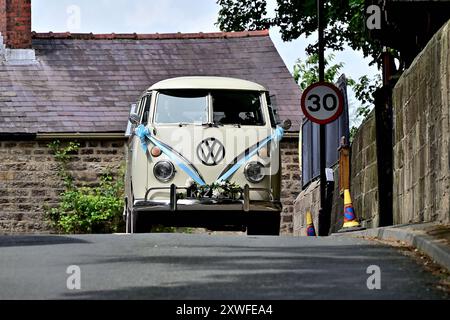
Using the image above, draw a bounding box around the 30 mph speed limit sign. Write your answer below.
[301,82,344,124]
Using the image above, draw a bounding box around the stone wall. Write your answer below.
[350,110,379,228]
[293,110,378,235]
[0,139,126,233]
[0,137,300,234]
[293,166,344,236]
[392,20,450,225]
[280,138,301,234]
[293,179,320,236]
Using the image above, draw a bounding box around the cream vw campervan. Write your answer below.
[124,77,291,235]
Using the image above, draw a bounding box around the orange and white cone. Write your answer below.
[306,210,316,236]
[338,189,365,232]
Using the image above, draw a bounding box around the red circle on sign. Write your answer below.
[301,82,344,125]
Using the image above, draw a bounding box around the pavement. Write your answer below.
[0,232,448,300]
[333,223,450,273]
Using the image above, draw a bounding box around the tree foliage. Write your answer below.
[216,0,383,63]
[293,53,344,90]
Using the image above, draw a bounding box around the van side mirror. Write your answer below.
[129,103,140,125]
[281,119,292,130]
[129,113,140,125]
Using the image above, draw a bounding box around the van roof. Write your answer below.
[148,76,267,91]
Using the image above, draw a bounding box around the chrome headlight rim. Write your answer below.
[244,161,265,183]
[153,160,175,183]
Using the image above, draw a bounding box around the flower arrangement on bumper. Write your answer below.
[181,179,243,200]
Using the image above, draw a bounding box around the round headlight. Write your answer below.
[153,161,175,182]
[244,161,265,183]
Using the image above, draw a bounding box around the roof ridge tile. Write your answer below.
[31,30,269,40]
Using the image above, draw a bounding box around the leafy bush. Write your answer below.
[48,173,124,233]
[46,140,124,234]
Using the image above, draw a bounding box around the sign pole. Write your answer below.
[300,0,343,235]
[317,0,329,236]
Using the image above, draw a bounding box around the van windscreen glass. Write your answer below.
[155,90,208,124]
[212,91,264,126]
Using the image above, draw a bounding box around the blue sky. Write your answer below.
[32,0,379,126]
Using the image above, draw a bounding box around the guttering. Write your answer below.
[0,133,36,141]
[35,132,127,140]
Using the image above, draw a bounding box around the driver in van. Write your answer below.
[219,110,242,125]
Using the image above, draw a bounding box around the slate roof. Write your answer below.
[0,30,302,134]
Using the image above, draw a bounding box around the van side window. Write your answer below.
[137,97,146,117]
[141,94,152,125]
[267,94,280,128]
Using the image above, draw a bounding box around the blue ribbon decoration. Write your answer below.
[135,125,206,186]
[216,126,284,183]
[136,124,284,187]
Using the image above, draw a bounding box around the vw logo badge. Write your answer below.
[197,138,225,166]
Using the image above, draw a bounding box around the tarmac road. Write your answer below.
[0,233,447,300]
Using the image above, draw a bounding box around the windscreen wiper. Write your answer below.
[202,122,219,128]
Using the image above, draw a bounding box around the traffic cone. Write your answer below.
[306,210,316,236]
[338,189,365,233]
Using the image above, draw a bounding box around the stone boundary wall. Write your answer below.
[392,20,450,224]
[280,139,302,234]
[0,139,126,233]
[0,138,300,234]
[293,179,320,236]
[350,110,379,228]
[293,110,378,235]
[293,166,344,236]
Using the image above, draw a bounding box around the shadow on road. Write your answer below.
[60,241,446,300]
[0,235,89,247]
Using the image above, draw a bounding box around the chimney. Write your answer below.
[0,0,32,49]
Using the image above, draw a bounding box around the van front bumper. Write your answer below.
[134,184,281,213]
[133,198,282,213]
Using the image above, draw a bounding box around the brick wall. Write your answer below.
[0,138,300,234]
[0,1,6,38]
[392,20,450,225]
[0,0,32,49]
[0,139,126,233]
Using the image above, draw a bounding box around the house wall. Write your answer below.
[0,138,300,234]
[392,20,450,225]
